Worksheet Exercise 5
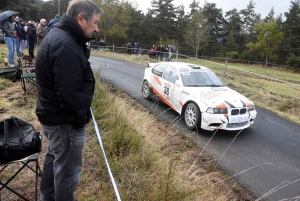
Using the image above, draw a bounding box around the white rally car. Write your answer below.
[141,62,257,131]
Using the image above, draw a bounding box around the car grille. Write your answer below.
[227,121,248,128]
[231,108,247,115]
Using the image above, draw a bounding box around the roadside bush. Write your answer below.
[286,54,300,68]
[226,51,239,59]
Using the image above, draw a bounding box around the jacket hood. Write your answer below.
[56,14,91,44]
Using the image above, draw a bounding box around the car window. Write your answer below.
[152,65,166,77]
[162,66,179,84]
[180,69,225,87]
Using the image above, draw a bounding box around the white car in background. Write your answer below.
[141,62,257,131]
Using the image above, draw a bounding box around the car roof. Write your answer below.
[149,62,209,70]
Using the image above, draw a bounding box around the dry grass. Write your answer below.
[0,77,254,200]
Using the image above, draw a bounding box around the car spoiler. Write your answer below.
[147,63,156,68]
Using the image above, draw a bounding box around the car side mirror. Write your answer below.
[175,80,181,87]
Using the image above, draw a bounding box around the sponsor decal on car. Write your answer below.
[201,90,221,100]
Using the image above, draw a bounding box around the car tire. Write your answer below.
[142,80,152,100]
[184,102,201,130]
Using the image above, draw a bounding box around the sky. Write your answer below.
[131,0,292,18]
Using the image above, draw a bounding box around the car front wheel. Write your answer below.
[142,80,152,100]
[184,103,201,130]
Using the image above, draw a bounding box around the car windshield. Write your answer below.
[179,69,225,87]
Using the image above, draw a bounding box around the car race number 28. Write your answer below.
[164,86,169,96]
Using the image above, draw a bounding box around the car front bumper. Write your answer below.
[201,111,257,131]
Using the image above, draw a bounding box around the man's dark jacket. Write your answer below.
[35,14,95,128]
[27,24,37,41]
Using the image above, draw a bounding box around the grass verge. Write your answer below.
[0,74,254,200]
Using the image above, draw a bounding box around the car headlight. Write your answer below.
[206,107,228,114]
[247,105,255,112]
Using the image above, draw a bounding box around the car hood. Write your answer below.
[183,87,254,108]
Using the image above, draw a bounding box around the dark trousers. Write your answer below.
[128,50,131,55]
[40,124,86,201]
[28,39,35,58]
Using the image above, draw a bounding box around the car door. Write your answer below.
[161,66,182,113]
[150,64,166,97]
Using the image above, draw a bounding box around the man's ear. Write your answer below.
[77,14,85,26]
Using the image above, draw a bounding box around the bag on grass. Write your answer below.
[0,117,41,163]
[0,66,22,82]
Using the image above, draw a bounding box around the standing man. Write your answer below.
[35,0,103,200]
[134,41,140,55]
[14,16,22,57]
[1,15,17,66]
[127,42,132,55]
[27,20,37,58]
[36,18,46,44]
[19,18,26,56]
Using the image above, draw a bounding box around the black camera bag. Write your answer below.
[0,117,41,163]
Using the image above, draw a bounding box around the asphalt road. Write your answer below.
[90,56,300,201]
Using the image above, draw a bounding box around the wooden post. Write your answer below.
[223,60,228,80]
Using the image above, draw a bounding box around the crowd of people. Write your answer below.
[148,44,173,61]
[1,14,47,67]
[125,42,173,61]
[126,42,140,56]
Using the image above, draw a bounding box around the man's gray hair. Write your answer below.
[67,0,103,23]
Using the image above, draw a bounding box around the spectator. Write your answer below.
[24,21,29,48]
[99,38,105,50]
[19,18,26,56]
[14,16,23,57]
[127,42,132,55]
[152,44,157,60]
[1,15,17,66]
[134,42,140,55]
[27,20,37,58]
[36,18,46,44]
[168,47,172,61]
[35,0,103,200]
[164,45,169,61]
[148,46,153,59]
[158,44,164,61]
[43,13,63,37]
[148,44,157,59]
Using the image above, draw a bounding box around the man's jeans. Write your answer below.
[20,39,25,54]
[4,36,16,64]
[15,37,20,56]
[40,124,86,201]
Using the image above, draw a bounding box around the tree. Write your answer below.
[247,20,284,66]
[264,7,275,23]
[185,11,211,58]
[201,3,225,56]
[175,4,189,49]
[96,0,131,45]
[283,0,300,56]
[189,0,201,16]
[149,0,178,41]
[125,7,146,45]
[224,8,243,53]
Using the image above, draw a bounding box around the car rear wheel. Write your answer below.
[184,102,201,130]
[142,80,152,100]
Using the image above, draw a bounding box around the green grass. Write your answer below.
[91,50,300,125]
